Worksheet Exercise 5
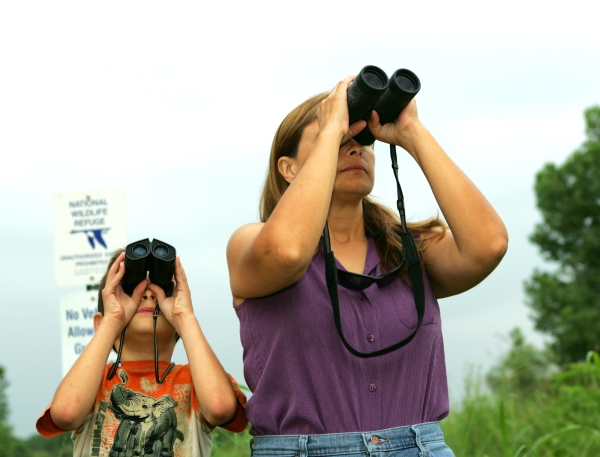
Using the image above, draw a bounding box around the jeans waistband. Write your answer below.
[250,422,444,455]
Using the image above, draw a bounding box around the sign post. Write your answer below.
[53,189,127,376]
[59,291,108,376]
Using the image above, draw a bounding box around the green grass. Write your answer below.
[211,426,251,457]
[441,352,600,457]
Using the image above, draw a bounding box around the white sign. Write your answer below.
[53,189,127,287]
[59,291,99,377]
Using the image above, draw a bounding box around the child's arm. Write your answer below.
[50,253,148,430]
[149,257,240,427]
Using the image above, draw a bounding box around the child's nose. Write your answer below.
[142,291,157,302]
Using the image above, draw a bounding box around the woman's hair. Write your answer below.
[259,91,447,272]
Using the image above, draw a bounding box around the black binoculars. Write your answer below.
[121,238,176,297]
[347,65,421,145]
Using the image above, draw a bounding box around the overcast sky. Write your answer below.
[1,0,599,439]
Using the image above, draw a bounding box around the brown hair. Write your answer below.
[259,91,447,272]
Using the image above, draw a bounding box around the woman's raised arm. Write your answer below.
[368,102,508,298]
[227,77,367,303]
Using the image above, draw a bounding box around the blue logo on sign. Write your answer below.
[70,229,110,249]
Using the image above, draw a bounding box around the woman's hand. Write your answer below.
[367,99,422,155]
[101,252,148,331]
[148,257,193,335]
[317,76,367,145]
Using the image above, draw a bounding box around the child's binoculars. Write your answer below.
[121,238,176,297]
[347,65,421,145]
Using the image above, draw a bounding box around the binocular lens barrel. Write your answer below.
[149,241,176,297]
[122,239,151,296]
[121,238,176,297]
[348,66,421,146]
[132,244,149,257]
[153,245,169,258]
[347,65,388,125]
[396,73,418,92]
[375,69,420,125]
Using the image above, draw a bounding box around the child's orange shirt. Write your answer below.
[37,361,247,457]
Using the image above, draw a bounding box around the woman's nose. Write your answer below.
[344,139,363,156]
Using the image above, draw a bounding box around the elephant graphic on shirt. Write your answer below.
[108,370,184,457]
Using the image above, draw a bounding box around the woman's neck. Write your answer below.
[327,198,365,244]
[327,199,368,273]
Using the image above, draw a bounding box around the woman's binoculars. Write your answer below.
[347,65,421,145]
[121,238,176,297]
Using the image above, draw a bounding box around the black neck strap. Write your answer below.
[323,144,426,358]
[153,304,175,383]
[106,305,174,383]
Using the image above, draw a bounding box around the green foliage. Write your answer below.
[486,328,554,396]
[0,366,9,424]
[211,425,251,457]
[21,433,74,457]
[444,341,600,457]
[526,105,600,364]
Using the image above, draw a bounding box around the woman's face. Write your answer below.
[292,119,376,200]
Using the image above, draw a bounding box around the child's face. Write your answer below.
[126,287,177,343]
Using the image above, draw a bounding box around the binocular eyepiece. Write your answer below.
[121,238,176,297]
[347,65,421,145]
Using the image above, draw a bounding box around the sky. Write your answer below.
[1,0,599,439]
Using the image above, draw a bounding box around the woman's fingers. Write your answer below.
[368,99,421,147]
[317,75,357,132]
[348,120,367,138]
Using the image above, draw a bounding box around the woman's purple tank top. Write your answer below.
[235,238,449,436]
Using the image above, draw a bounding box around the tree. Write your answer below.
[0,366,8,425]
[0,366,17,457]
[525,106,600,364]
[486,327,554,396]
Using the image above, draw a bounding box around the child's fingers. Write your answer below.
[174,257,190,291]
[147,283,167,304]
[129,279,149,304]
[105,253,126,288]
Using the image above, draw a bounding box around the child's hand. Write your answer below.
[148,257,193,335]
[101,252,148,331]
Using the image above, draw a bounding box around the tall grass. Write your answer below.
[442,351,600,457]
[211,426,251,457]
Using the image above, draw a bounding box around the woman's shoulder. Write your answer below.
[227,222,265,249]
[230,221,264,236]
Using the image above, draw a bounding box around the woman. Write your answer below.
[227,75,508,456]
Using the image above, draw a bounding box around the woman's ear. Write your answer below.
[277,156,299,184]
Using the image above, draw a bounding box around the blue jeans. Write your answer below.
[249,422,455,457]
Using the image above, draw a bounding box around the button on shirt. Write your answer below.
[236,237,448,436]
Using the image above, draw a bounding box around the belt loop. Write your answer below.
[299,435,308,457]
[410,425,427,456]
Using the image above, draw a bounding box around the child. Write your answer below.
[37,249,247,456]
